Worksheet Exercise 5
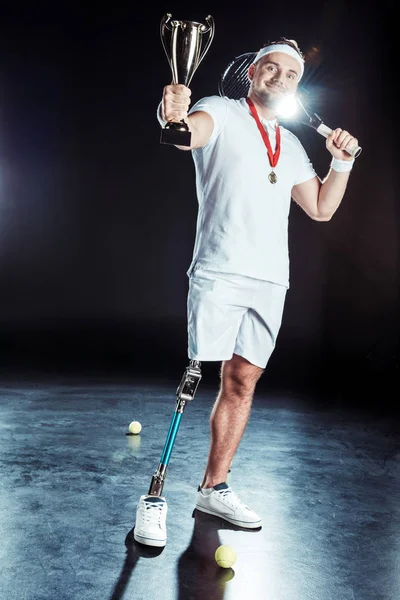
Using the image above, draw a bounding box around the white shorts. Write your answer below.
[187,267,287,369]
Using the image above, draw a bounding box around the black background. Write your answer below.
[0,1,398,404]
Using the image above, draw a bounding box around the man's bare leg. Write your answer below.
[200,353,264,489]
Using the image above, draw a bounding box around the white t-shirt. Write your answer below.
[186,95,317,288]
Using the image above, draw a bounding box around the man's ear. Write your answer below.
[248,63,256,80]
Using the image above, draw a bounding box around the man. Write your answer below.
[134,38,359,547]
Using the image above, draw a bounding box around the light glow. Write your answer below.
[277,95,299,118]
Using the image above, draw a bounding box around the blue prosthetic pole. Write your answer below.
[148,360,202,496]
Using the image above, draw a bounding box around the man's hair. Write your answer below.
[262,37,304,61]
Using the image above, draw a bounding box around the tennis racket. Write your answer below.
[218,51,362,158]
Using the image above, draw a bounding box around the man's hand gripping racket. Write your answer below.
[218,52,362,159]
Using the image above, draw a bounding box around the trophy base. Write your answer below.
[160,122,191,147]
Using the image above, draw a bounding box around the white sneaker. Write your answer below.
[195,482,262,529]
[133,495,167,547]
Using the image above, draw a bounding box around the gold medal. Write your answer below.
[246,98,281,188]
[268,171,277,184]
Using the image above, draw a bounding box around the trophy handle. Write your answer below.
[197,15,215,68]
[160,13,173,70]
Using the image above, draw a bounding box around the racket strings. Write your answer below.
[219,53,255,100]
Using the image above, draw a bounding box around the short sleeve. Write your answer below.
[293,139,318,185]
[188,95,229,145]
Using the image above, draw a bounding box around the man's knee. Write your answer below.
[221,353,264,394]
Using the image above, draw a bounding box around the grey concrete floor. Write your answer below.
[0,373,399,600]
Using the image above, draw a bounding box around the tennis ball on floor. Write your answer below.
[215,545,237,568]
[129,421,142,435]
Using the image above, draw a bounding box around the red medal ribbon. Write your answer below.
[246,97,281,169]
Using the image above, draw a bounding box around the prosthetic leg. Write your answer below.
[147,359,202,496]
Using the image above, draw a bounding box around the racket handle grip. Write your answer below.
[316,123,362,158]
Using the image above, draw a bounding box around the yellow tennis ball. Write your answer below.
[215,545,237,568]
[129,421,142,435]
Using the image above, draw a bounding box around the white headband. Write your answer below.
[253,44,304,80]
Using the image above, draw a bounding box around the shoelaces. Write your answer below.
[142,500,165,524]
[216,487,247,508]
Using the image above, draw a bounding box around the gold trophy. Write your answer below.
[160,13,215,146]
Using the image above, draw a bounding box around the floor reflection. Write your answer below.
[177,509,261,600]
[108,529,164,600]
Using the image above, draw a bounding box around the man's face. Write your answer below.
[248,51,300,109]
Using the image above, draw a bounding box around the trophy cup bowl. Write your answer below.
[160,13,215,146]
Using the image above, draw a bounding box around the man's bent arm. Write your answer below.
[174,111,215,151]
[291,166,352,222]
[157,100,214,151]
